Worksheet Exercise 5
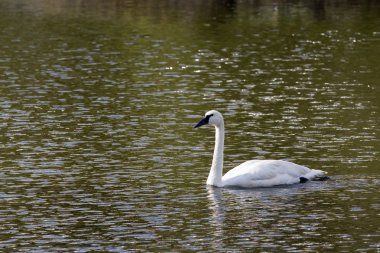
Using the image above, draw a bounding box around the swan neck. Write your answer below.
[207,123,224,187]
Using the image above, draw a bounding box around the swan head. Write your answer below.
[194,110,224,128]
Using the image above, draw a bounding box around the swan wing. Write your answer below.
[222,160,325,188]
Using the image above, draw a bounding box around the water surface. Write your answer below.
[0,0,379,252]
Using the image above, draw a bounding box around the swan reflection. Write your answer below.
[206,182,332,235]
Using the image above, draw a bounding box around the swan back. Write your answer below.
[222,160,325,188]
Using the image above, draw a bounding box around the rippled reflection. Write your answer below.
[0,0,379,252]
[206,176,379,251]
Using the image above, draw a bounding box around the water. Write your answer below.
[0,0,379,252]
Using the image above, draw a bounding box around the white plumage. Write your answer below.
[194,110,327,188]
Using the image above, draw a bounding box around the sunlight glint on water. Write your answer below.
[0,0,379,252]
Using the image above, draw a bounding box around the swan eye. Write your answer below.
[206,114,213,120]
[194,113,214,128]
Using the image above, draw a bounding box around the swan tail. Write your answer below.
[304,169,326,179]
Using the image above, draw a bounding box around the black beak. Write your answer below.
[194,116,210,128]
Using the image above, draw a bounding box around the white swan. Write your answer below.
[194,110,327,188]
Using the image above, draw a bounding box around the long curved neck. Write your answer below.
[207,123,224,187]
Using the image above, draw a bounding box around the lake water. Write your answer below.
[0,0,379,252]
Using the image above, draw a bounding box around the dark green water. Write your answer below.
[0,0,379,252]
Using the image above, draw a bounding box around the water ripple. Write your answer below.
[0,1,379,252]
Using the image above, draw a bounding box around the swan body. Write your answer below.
[194,110,327,188]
